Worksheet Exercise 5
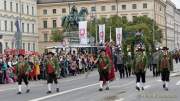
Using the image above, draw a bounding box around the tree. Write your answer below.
[50,29,64,42]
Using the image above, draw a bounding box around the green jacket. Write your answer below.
[45,57,60,74]
[133,52,147,73]
[15,61,31,76]
[97,55,111,72]
[158,52,173,71]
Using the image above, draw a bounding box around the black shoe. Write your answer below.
[163,84,165,88]
[26,89,30,93]
[105,87,109,90]
[99,88,103,91]
[56,88,59,92]
[17,92,22,95]
[46,91,52,94]
[136,86,140,91]
[142,87,144,91]
[164,87,168,91]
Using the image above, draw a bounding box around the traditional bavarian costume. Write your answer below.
[134,47,147,91]
[15,54,31,94]
[159,47,173,91]
[45,52,60,94]
[96,49,111,91]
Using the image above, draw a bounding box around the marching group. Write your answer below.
[0,42,179,94]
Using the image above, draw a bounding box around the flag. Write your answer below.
[79,21,88,44]
[116,28,122,46]
[99,24,105,44]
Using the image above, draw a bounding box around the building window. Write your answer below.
[101,6,106,11]
[11,21,13,32]
[132,4,137,9]
[27,5,29,15]
[143,3,147,8]
[22,4,24,14]
[27,23,29,33]
[32,7,34,16]
[4,0,7,11]
[91,6,96,12]
[33,43,35,51]
[111,5,116,11]
[122,5,126,10]
[4,20,7,31]
[122,16,127,20]
[133,16,137,21]
[16,3,18,13]
[22,23,24,32]
[5,42,8,49]
[23,43,25,49]
[32,24,34,33]
[44,33,48,42]
[53,20,57,28]
[10,2,13,12]
[28,43,30,51]
[53,9,56,14]
[62,8,66,13]
[43,9,47,15]
[43,21,48,28]
[160,6,162,11]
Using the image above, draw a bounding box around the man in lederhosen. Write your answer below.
[45,52,60,94]
[16,54,31,94]
[95,49,111,91]
[133,47,147,91]
[159,47,173,91]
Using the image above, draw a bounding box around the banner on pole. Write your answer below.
[99,24,105,44]
[116,28,122,46]
[79,21,88,44]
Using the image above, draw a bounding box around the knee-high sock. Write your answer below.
[26,85,29,90]
[99,81,103,88]
[165,82,169,88]
[141,83,145,88]
[136,82,140,88]
[106,81,109,88]
[18,85,22,92]
[48,83,52,91]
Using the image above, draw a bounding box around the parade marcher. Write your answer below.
[115,48,125,79]
[15,54,31,94]
[159,47,173,91]
[125,50,132,77]
[95,49,111,91]
[45,52,60,94]
[133,47,147,91]
[105,42,115,81]
[152,48,160,77]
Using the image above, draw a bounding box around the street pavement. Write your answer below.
[0,62,180,101]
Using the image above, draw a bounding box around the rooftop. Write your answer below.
[37,0,91,4]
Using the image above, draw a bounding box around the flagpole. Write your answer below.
[110,26,112,42]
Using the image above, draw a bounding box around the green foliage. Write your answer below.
[50,29,64,42]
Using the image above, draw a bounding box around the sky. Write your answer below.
[171,0,180,9]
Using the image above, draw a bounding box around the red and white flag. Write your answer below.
[116,28,122,46]
[99,24,105,44]
[79,21,88,44]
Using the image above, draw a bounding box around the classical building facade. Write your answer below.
[175,9,180,48]
[37,0,167,52]
[0,0,38,53]
[166,0,176,50]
